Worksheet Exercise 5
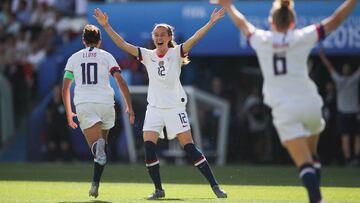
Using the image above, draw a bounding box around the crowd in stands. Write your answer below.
[0,0,87,123]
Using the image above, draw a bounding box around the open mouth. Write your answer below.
[157,42,164,46]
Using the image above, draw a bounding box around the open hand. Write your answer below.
[67,112,78,129]
[126,108,135,125]
[93,8,109,27]
[210,7,225,24]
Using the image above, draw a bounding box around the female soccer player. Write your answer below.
[94,8,227,199]
[217,0,357,202]
[62,24,135,198]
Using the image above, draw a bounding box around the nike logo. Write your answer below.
[182,125,188,128]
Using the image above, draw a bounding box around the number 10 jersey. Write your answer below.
[64,47,120,106]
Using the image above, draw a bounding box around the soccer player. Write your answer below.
[94,8,227,199]
[319,49,360,166]
[217,0,357,202]
[62,24,135,198]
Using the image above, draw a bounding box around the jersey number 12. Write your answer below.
[81,63,98,85]
[273,53,287,76]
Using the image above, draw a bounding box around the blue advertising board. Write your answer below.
[88,1,360,56]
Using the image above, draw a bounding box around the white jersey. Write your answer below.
[65,47,120,105]
[249,24,325,107]
[138,45,187,108]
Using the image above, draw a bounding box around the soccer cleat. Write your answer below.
[212,185,227,198]
[89,182,99,198]
[147,189,165,200]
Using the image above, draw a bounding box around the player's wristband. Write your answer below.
[64,71,74,80]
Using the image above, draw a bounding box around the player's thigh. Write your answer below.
[143,131,160,143]
[283,136,313,167]
[177,130,193,148]
[143,107,164,138]
[83,122,103,147]
[164,107,191,140]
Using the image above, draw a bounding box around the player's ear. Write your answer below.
[97,39,102,48]
[82,38,87,47]
[289,21,295,29]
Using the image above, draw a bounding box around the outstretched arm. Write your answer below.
[94,8,138,57]
[219,0,256,37]
[113,72,135,125]
[182,8,225,53]
[62,77,78,129]
[318,48,335,74]
[321,0,357,35]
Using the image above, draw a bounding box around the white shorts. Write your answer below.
[143,106,191,140]
[272,98,325,143]
[76,103,115,130]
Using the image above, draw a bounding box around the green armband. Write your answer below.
[64,71,74,80]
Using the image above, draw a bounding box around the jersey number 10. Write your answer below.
[81,63,98,85]
[273,53,287,76]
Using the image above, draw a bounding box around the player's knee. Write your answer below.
[91,138,107,165]
[145,141,159,167]
[183,143,206,166]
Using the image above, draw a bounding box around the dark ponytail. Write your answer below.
[270,0,295,31]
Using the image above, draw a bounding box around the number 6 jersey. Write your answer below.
[138,45,187,108]
[248,24,325,107]
[64,47,120,105]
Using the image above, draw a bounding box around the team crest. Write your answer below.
[158,61,164,66]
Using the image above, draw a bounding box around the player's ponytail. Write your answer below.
[270,0,295,31]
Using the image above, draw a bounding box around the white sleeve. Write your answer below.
[248,29,270,51]
[64,55,74,72]
[176,44,187,59]
[137,47,151,66]
[297,24,325,48]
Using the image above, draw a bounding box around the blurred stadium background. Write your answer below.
[0,0,359,201]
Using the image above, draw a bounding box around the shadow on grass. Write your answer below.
[0,163,359,187]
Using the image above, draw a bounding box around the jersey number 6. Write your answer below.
[273,53,287,76]
[81,63,98,85]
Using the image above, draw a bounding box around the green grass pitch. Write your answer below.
[0,163,359,202]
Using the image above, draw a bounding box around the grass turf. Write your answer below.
[0,163,359,202]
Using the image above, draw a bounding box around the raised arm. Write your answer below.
[318,48,335,74]
[113,72,135,125]
[182,8,225,53]
[62,78,78,129]
[219,0,256,37]
[94,8,138,57]
[321,0,357,35]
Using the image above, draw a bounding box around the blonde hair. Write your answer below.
[153,23,190,65]
[270,0,296,31]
